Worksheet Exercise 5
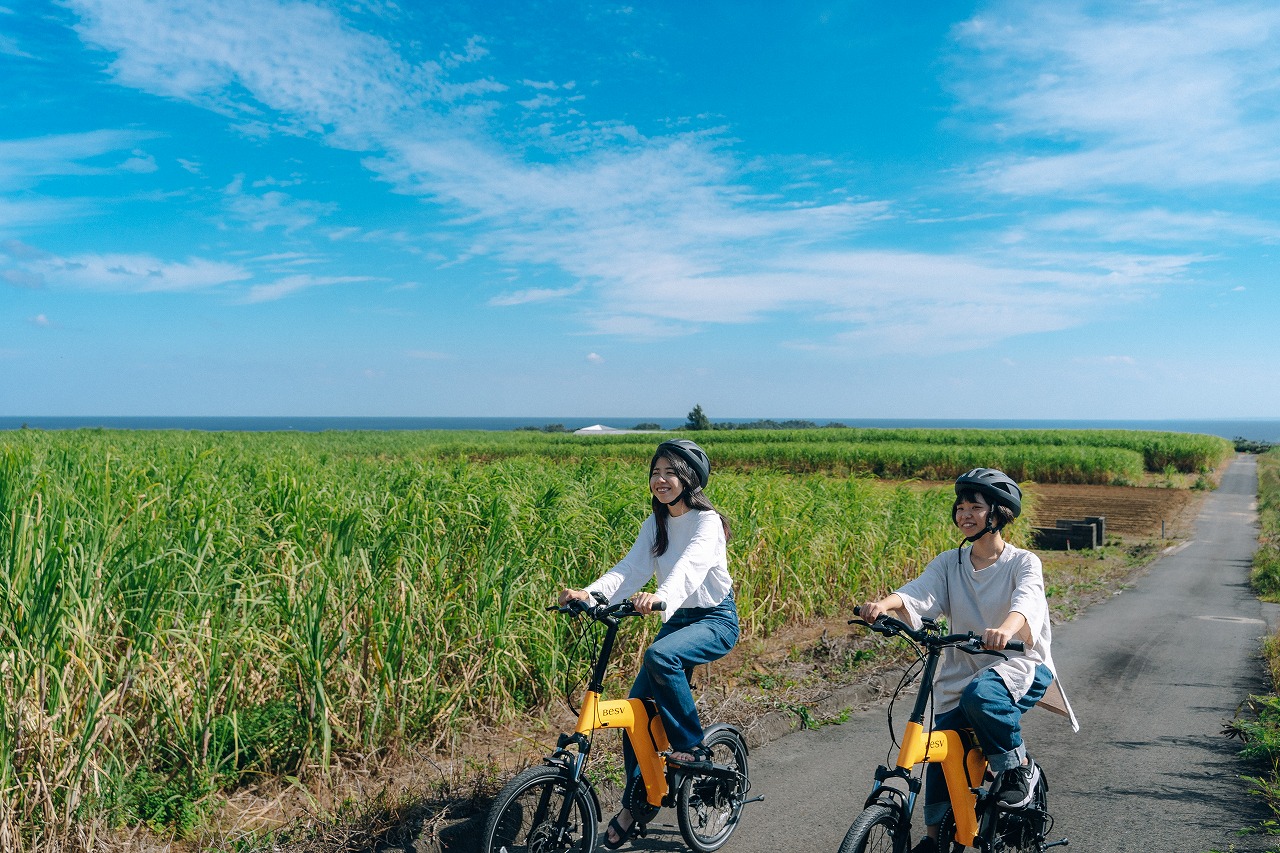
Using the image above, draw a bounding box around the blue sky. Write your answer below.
[2,0,1278,419]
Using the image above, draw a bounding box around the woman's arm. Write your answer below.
[582,515,657,604]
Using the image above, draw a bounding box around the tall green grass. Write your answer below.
[1234,449,1280,833]
[1251,448,1280,601]
[0,429,980,849]
[286,427,1230,481]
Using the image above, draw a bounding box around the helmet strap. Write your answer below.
[956,518,1000,567]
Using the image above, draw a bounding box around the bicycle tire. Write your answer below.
[937,808,965,852]
[676,728,750,853]
[837,803,903,853]
[481,764,598,853]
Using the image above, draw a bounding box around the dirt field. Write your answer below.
[1025,482,1202,539]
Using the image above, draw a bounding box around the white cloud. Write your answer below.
[0,129,158,190]
[57,0,1220,352]
[586,352,603,364]
[222,176,336,233]
[0,33,33,59]
[488,285,579,307]
[240,274,370,303]
[954,1,1280,193]
[1028,207,1280,245]
[29,314,52,327]
[1,242,250,293]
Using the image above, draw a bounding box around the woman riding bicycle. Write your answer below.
[857,468,1078,853]
[558,438,739,849]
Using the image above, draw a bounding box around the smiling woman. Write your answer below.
[558,438,738,843]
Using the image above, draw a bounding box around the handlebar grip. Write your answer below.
[652,601,667,612]
[1005,639,1025,652]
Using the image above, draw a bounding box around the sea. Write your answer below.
[1,416,1278,442]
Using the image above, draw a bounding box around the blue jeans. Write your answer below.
[622,594,739,811]
[923,664,1053,826]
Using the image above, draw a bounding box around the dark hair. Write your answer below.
[952,488,1016,532]
[649,451,731,556]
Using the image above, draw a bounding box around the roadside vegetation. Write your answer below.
[0,427,1233,851]
[1232,447,1280,838]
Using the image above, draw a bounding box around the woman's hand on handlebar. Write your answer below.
[983,612,1028,651]
[629,592,665,616]
[856,594,902,624]
[982,626,1017,651]
[558,588,592,607]
[856,602,885,623]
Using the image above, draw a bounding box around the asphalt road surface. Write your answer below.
[633,454,1275,853]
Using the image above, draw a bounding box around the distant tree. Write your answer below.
[685,405,712,431]
[633,422,662,431]
[541,423,567,433]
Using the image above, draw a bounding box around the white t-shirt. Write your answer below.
[584,509,733,622]
[895,544,1079,731]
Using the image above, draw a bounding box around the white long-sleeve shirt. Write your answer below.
[895,544,1079,731]
[584,509,733,622]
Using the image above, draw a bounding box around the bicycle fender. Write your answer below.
[701,722,749,754]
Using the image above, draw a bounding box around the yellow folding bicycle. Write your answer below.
[840,609,1068,853]
[482,594,758,853]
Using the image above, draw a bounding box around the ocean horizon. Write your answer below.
[2,415,1278,442]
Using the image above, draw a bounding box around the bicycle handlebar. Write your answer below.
[851,605,1024,654]
[548,597,668,620]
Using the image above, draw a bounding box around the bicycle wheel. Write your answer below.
[837,803,903,853]
[482,764,598,853]
[676,728,750,853]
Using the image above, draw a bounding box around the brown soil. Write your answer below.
[1025,482,1202,539]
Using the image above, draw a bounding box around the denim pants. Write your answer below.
[621,595,739,809]
[923,664,1053,826]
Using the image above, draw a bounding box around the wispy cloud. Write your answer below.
[954,1,1280,193]
[488,285,579,306]
[240,274,371,303]
[0,129,158,190]
[57,0,1223,350]
[1,242,250,293]
[222,176,336,233]
[1026,207,1280,245]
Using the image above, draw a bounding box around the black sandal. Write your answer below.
[666,744,715,774]
[602,812,643,850]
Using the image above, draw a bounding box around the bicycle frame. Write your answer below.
[569,603,672,809]
[891,637,989,847]
[856,614,1018,850]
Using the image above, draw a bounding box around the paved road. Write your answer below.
[635,455,1275,853]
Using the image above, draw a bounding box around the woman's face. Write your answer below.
[649,455,686,506]
[953,493,993,538]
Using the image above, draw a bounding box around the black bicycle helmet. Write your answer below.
[954,467,1022,517]
[654,439,711,489]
